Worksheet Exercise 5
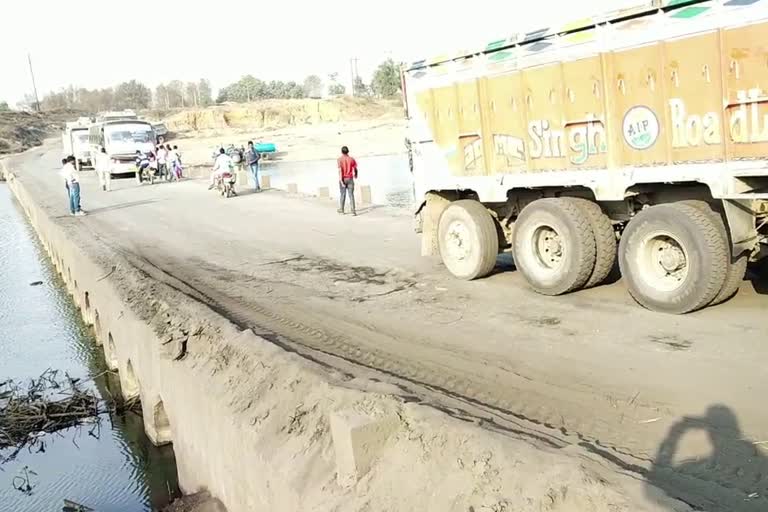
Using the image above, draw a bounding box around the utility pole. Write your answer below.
[27,53,40,112]
[349,57,359,96]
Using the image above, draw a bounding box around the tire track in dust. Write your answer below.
[122,250,652,466]
[112,246,759,512]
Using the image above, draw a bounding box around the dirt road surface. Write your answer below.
[6,144,768,511]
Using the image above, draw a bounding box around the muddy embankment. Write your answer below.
[0,160,687,512]
[0,110,83,155]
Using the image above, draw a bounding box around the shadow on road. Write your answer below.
[646,405,768,512]
[85,199,159,215]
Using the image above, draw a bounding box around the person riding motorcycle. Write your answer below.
[135,150,151,183]
[209,147,234,190]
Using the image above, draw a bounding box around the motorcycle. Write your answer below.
[216,171,237,198]
[135,162,156,185]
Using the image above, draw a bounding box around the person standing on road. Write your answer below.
[95,147,110,191]
[167,145,181,180]
[246,141,261,192]
[337,146,358,216]
[60,155,86,216]
[173,145,183,177]
[156,144,168,180]
[61,157,70,195]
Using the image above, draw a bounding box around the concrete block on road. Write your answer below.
[318,186,330,199]
[261,175,271,190]
[187,166,208,180]
[330,409,400,487]
[287,183,298,194]
[236,170,249,188]
[360,185,372,205]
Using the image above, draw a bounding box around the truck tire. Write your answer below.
[712,253,748,306]
[568,198,616,288]
[437,200,499,280]
[679,200,747,306]
[619,202,728,314]
[512,198,597,295]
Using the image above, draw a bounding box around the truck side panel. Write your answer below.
[408,7,768,191]
[522,64,569,171]
[561,57,609,170]
[722,21,768,161]
[664,31,726,164]
[485,73,529,174]
[609,43,670,167]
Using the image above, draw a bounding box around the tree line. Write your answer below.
[216,59,402,103]
[12,59,403,112]
[20,79,214,112]
[154,80,213,109]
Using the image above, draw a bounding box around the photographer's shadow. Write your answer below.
[646,405,768,512]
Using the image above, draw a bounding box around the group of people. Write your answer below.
[59,136,186,216]
[207,142,359,216]
[209,140,262,193]
[136,140,183,183]
[59,141,360,218]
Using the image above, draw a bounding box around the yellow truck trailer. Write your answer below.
[404,0,768,314]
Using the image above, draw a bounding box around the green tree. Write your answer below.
[97,88,114,111]
[353,76,370,97]
[155,84,170,110]
[240,75,265,101]
[217,76,307,102]
[154,84,169,109]
[167,80,185,108]
[113,80,152,109]
[216,85,231,103]
[0,101,9,111]
[303,75,323,98]
[198,79,213,106]
[371,59,401,98]
[328,83,346,95]
[185,82,199,107]
[285,81,305,99]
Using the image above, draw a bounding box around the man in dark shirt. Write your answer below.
[337,146,358,216]
[246,141,261,191]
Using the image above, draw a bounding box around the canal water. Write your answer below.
[260,152,415,208]
[0,184,180,511]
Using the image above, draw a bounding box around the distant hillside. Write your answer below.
[0,109,86,155]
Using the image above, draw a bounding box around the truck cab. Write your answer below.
[89,119,156,179]
[62,123,92,170]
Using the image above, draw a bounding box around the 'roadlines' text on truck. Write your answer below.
[404,0,768,314]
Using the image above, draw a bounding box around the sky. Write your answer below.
[0,0,644,105]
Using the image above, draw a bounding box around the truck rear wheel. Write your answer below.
[569,198,616,288]
[680,200,747,306]
[619,202,728,314]
[512,198,596,295]
[437,200,499,280]
[712,254,748,306]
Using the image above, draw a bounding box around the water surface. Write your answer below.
[0,184,180,512]
[261,152,415,208]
